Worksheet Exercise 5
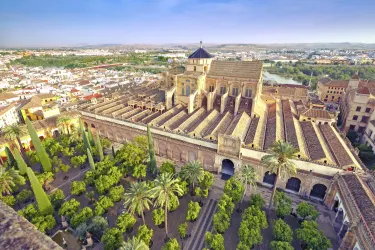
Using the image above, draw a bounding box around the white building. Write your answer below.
[0,104,21,130]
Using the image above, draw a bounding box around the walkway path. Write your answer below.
[184,198,218,250]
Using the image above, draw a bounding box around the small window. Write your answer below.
[325,95,328,98]
[209,85,214,92]
[361,116,369,123]
[353,115,358,120]
[356,106,361,112]
[194,66,196,71]
[365,107,371,113]
[349,125,356,131]
[245,88,252,97]
[220,86,227,95]
[232,88,239,96]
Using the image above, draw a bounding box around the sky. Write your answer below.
[1,0,375,47]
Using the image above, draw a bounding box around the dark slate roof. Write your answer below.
[188,48,213,59]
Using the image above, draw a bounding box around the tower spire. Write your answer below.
[200,40,202,48]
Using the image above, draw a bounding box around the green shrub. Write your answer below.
[152,208,165,226]
[32,214,56,233]
[101,227,123,250]
[136,225,153,246]
[95,196,114,216]
[186,201,201,221]
[296,202,319,220]
[18,204,39,221]
[59,198,80,218]
[160,161,176,174]
[70,207,93,228]
[178,222,188,239]
[49,189,65,210]
[70,181,86,195]
[109,185,124,202]
[1,195,16,206]
[270,241,294,250]
[16,189,33,203]
[116,212,136,233]
[162,238,180,250]
[272,219,293,242]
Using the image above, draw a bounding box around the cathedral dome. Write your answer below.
[188,41,213,59]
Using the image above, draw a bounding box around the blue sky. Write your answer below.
[1,0,375,47]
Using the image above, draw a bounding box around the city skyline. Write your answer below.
[1,0,375,47]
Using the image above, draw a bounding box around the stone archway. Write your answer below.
[310,183,327,200]
[84,122,88,131]
[53,130,60,138]
[221,159,234,180]
[172,147,181,161]
[263,171,276,186]
[286,177,301,192]
[188,151,197,162]
[158,142,167,157]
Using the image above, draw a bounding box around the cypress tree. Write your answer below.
[26,167,53,215]
[26,118,52,172]
[5,146,16,167]
[79,118,91,153]
[79,118,85,137]
[82,130,92,153]
[95,133,104,161]
[147,124,157,176]
[14,148,27,175]
[87,127,95,146]
[87,148,95,169]
[112,145,116,158]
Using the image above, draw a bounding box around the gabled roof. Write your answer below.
[300,108,332,120]
[207,60,263,80]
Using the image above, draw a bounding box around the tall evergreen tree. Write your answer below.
[5,146,16,167]
[95,133,104,161]
[26,167,53,215]
[82,131,92,153]
[87,127,95,146]
[87,148,95,169]
[13,148,27,175]
[147,124,157,176]
[26,118,52,172]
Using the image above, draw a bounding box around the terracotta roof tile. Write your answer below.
[207,60,263,80]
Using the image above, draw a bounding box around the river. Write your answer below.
[263,71,302,85]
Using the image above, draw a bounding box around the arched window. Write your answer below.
[220,86,226,95]
[194,66,196,71]
[232,87,239,96]
[186,85,191,95]
[245,88,252,97]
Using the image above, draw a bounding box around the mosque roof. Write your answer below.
[188,42,213,59]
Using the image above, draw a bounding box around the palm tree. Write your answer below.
[123,182,152,225]
[180,161,204,191]
[261,141,298,209]
[3,124,27,158]
[235,164,258,205]
[120,236,149,250]
[0,166,25,195]
[57,116,71,135]
[150,173,183,240]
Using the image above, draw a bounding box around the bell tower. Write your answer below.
[186,41,213,73]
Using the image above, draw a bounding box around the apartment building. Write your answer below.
[20,94,60,121]
[0,103,21,130]
[317,77,348,103]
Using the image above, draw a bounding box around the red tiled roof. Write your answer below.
[71,88,80,93]
[358,87,370,95]
[83,93,101,100]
